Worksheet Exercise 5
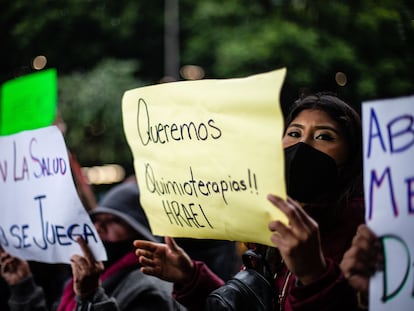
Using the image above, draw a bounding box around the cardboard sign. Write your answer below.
[122,69,288,246]
[362,95,414,310]
[0,69,57,135]
[0,126,106,263]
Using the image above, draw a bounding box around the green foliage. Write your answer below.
[1,1,164,82]
[58,59,146,167]
[180,0,413,109]
[1,0,413,167]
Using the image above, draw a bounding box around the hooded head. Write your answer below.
[90,182,159,243]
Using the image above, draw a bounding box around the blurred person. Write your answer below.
[134,92,365,310]
[53,111,97,211]
[0,277,10,311]
[0,68,92,311]
[3,112,99,309]
[0,246,49,311]
[1,181,186,311]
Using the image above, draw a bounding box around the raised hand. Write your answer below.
[0,246,32,285]
[267,194,327,285]
[340,224,383,293]
[70,237,104,298]
[134,237,195,285]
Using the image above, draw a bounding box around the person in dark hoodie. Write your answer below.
[0,181,186,311]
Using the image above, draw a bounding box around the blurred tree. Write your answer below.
[1,0,413,166]
[179,0,414,112]
[0,0,164,83]
[58,58,145,169]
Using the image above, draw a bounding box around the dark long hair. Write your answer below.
[285,92,363,203]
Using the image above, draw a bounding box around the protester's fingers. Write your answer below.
[352,228,383,264]
[135,248,154,260]
[138,255,156,268]
[268,220,296,244]
[72,253,93,270]
[70,255,86,276]
[352,229,371,245]
[268,194,308,232]
[270,231,288,249]
[346,243,383,276]
[1,256,15,268]
[351,235,374,259]
[76,236,96,263]
[269,220,287,234]
[0,253,17,275]
[0,247,11,262]
[0,256,11,274]
[133,240,150,249]
[357,227,383,259]
[0,250,9,262]
[341,252,372,292]
[133,240,160,252]
[356,225,374,240]
[286,196,317,229]
[165,237,179,251]
[346,274,370,293]
[340,255,373,278]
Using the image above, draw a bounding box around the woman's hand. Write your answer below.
[70,237,104,298]
[0,246,32,285]
[340,224,383,293]
[268,194,327,285]
[134,237,195,285]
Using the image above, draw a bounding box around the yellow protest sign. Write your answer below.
[122,68,287,246]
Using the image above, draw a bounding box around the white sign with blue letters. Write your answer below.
[362,95,414,310]
[0,126,106,263]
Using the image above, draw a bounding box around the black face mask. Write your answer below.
[103,239,135,269]
[284,142,338,203]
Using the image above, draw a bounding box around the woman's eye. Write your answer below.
[286,130,301,138]
[315,133,334,141]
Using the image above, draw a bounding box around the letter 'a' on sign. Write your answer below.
[0,69,57,135]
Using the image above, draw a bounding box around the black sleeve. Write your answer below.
[8,276,48,311]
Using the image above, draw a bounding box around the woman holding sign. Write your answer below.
[134,92,365,310]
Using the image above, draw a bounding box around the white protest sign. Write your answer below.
[0,126,106,263]
[362,95,414,310]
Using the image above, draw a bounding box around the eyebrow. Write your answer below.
[287,123,341,135]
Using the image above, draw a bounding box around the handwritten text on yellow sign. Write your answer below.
[122,69,287,246]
